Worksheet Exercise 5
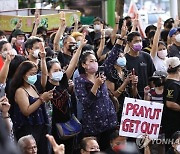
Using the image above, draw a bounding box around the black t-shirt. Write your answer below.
[168,44,180,59]
[45,73,70,123]
[57,52,72,68]
[125,51,156,98]
[162,79,180,131]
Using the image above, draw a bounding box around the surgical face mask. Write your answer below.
[26,74,37,85]
[175,34,180,43]
[17,39,24,45]
[176,144,180,153]
[1,49,17,59]
[116,57,126,67]
[77,41,81,47]
[132,42,142,52]
[32,49,40,58]
[157,49,167,59]
[94,24,101,31]
[51,71,63,82]
[87,62,98,73]
[0,38,7,42]
[59,39,63,48]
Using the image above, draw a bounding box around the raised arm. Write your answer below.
[39,42,48,90]
[151,18,162,58]
[0,51,14,84]
[96,26,105,59]
[31,10,40,36]
[73,16,79,32]
[110,13,120,45]
[65,35,87,80]
[53,12,66,51]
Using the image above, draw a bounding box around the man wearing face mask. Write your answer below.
[25,37,42,65]
[57,35,78,69]
[125,32,156,98]
[88,17,104,44]
[11,29,26,56]
[168,27,180,59]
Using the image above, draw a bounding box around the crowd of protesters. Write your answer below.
[0,10,179,154]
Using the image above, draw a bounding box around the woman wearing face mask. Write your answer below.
[44,37,87,154]
[0,41,17,70]
[104,38,138,123]
[166,131,180,154]
[151,18,168,72]
[75,49,117,151]
[9,61,53,154]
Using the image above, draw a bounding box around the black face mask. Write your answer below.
[68,44,78,54]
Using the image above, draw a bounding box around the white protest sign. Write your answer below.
[119,97,164,139]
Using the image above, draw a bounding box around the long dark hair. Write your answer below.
[78,50,95,74]
[9,61,37,104]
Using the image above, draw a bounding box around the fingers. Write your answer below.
[46,134,57,147]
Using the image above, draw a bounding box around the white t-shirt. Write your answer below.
[152,54,168,72]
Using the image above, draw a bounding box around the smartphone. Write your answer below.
[97,66,105,75]
[0,87,5,99]
[52,86,56,91]
[132,68,135,75]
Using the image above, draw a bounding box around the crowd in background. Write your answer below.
[0,10,180,154]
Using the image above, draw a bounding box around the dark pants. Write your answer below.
[15,124,51,154]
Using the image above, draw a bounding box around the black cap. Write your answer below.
[12,29,25,37]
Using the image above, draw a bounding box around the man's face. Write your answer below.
[64,36,77,54]
[24,139,37,154]
[16,35,25,45]
[129,36,142,49]
[81,140,100,154]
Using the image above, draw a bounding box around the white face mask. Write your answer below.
[32,49,40,58]
[51,71,63,82]
[1,49,17,59]
[94,24,101,31]
[175,34,180,43]
[157,49,167,59]
[0,38,7,42]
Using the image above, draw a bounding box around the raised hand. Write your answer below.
[39,42,46,58]
[46,134,65,154]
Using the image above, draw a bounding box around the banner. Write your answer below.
[119,97,164,139]
[0,11,81,33]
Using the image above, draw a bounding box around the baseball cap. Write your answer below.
[166,57,180,69]
[168,27,180,37]
[12,29,25,37]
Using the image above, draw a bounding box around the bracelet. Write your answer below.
[117,89,123,94]
[101,37,105,39]
[118,37,125,41]
[116,23,119,24]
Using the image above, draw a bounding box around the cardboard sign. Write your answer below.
[119,97,164,139]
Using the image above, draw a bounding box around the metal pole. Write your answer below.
[170,0,178,18]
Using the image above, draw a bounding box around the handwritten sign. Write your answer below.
[119,97,164,139]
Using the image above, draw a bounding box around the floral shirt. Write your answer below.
[75,75,117,136]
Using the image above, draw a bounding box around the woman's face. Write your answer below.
[82,54,98,74]
[158,44,166,51]
[0,43,12,53]
[23,67,37,82]
[48,62,62,78]
[111,136,126,151]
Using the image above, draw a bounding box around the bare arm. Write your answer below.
[166,101,180,111]
[73,16,79,32]
[96,27,105,59]
[31,10,40,36]
[151,18,162,58]
[39,42,48,90]
[65,35,87,80]
[15,88,53,116]
[53,12,66,51]
[110,13,120,45]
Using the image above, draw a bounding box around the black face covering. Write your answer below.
[68,43,78,54]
